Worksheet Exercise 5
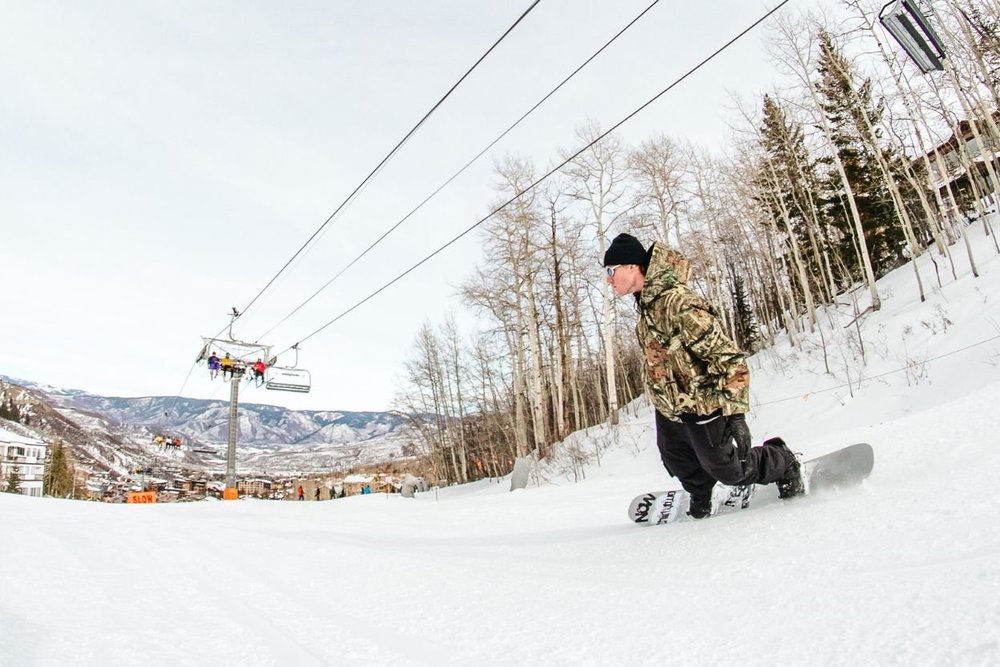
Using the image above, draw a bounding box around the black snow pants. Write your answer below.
[654,409,788,502]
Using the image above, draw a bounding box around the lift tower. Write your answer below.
[197,310,272,500]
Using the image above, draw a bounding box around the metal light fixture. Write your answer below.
[879,0,946,74]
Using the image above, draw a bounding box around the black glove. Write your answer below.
[724,414,752,461]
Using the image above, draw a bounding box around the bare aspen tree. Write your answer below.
[928,24,1000,221]
[706,161,767,349]
[541,182,579,441]
[563,122,631,425]
[938,0,1000,122]
[471,334,518,472]
[942,64,1000,238]
[756,192,807,342]
[929,2,1000,235]
[817,27,927,301]
[739,96,822,329]
[924,73,995,260]
[461,157,551,456]
[761,155,820,328]
[495,158,550,454]
[440,315,469,482]
[920,79,984,277]
[629,134,689,246]
[566,251,600,431]
[523,267,550,454]
[726,167,790,345]
[683,145,737,332]
[844,0,956,281]
[771,14,882,311]
[461,262,530,457]
[396,323,451,481]
[766,93,839,302]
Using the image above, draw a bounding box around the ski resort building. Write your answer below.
[922,113,1000,215]
[0,425,48,497]
[238,478,272,497]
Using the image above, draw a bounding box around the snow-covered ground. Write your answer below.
[3,219,1000,666]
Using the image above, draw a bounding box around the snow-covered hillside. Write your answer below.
[2,219,999,665]
[0,384,418,477]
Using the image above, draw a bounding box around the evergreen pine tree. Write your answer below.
[965,6,999,96]
[756,93,838,297]
[1,398,25,423]
[44,440,75,497]
[814,30,907,278]
[728,268,760,351]
[4,466,22,494]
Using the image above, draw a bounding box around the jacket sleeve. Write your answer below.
[673,293,748,389]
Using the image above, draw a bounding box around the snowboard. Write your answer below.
[628,442,874,526]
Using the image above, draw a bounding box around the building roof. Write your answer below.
[342,474,374,483]
[921,112,1000,161]
[0,425,44,445]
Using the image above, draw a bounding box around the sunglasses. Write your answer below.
[605,265,621,277]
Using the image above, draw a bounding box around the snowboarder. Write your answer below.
[602,233,803,518]
[297,485,305,501]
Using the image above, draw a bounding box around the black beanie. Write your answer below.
[603,233,647,267]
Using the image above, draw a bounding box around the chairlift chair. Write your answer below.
[265,343,311,393]
[199,337,271,384]
[265,367,312,393]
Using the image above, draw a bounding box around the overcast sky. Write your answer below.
[1,0,804,412]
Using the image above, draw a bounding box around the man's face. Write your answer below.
[605,264,643,297]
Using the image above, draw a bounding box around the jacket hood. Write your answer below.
[641,242,691,301]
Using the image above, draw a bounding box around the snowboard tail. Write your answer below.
[805,442,874,493]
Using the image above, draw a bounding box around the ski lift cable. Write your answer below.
[232,0,543,323]
[163,362,199,421]
[254,0,664,343]
[277,0,791,356]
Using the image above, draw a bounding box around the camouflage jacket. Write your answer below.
[636,242,749,420]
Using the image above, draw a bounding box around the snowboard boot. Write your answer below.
[764,437,805,499]
[688,494,712,520]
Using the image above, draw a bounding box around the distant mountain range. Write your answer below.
[0,376,421,481]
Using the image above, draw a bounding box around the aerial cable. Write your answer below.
[233,0,543,321]
[275,0,791,356]
[163,362,199,421]
[255,0,663,342]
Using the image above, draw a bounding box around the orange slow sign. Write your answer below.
[127,491,157,504]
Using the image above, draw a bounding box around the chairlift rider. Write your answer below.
[220,353,234,379]
[207,352,221,379]
[252,359,267,387]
